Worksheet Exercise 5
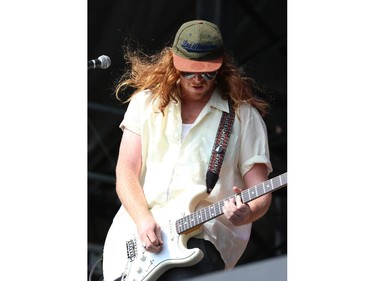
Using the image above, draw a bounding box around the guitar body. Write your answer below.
[102,188,207,281]
[102,172,287,281]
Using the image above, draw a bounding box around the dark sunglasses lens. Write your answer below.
[181,72,195,79]
[201,72,217,80]
[180,71,217,80]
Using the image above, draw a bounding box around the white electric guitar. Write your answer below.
[103,172,287,281]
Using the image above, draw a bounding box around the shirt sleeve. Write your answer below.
[238,104,273,176]
[119,91,146,134]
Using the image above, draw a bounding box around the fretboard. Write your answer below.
[175,172,287,234]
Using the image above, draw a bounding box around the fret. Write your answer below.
[264,180,272,193]
[192,213,197,226]
[211,204,216,218]
[192,214,197,228]
[243,189,250,202]
[189,214,195,228]
[176,219,181,233]
[177,220,181,233]
[279,175,283,187]
[280,173,287,186]
[199,209,204,224]
[186,215,190,230]
[196,210,201,224]
[179,218,185,233]
[216,202,222,216]
[184,215,190,230]
[213,203,219,217]
[176,220,182,233]
[249,188,256,200]
[273,176,281,189]
[256,184,263,197]
[200,208,205,223]
[219,200,225,215]
[239,192,245,202]
[209,205,215,218]
[204,206,209,222]
[262,182,266,194]
[188,215,193,229]
[196,212,201,225]
[182,220,186,232]
[199,209,204,223]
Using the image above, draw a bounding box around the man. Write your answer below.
[105,20,273,281]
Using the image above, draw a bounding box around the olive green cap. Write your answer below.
[172,20,224,72]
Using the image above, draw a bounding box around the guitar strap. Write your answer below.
[206,100,235,194]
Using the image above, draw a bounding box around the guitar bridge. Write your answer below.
[126,238,138,262]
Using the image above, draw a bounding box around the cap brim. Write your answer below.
[173,53,223,72]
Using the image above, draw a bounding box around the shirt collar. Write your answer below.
[175,82,230,113]
[207,87,230,113]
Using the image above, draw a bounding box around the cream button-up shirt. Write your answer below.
[120,88,272,269]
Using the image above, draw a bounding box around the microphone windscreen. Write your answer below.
[98,55,111,69]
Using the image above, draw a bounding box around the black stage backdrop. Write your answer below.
[88,0,287,279]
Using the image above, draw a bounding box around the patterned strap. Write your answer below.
[206,101,235,194]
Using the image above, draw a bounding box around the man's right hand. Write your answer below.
[136,215,164,253]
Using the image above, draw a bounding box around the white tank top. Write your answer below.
[181,123,193,140]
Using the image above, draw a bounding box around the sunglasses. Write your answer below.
[180,71,218,81]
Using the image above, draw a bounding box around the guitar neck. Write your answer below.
[175,172,287,234]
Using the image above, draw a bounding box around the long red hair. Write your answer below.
[115,47,269,116]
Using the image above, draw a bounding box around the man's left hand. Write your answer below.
[223,186,251,226]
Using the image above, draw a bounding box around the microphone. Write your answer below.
[88,55,111,70]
